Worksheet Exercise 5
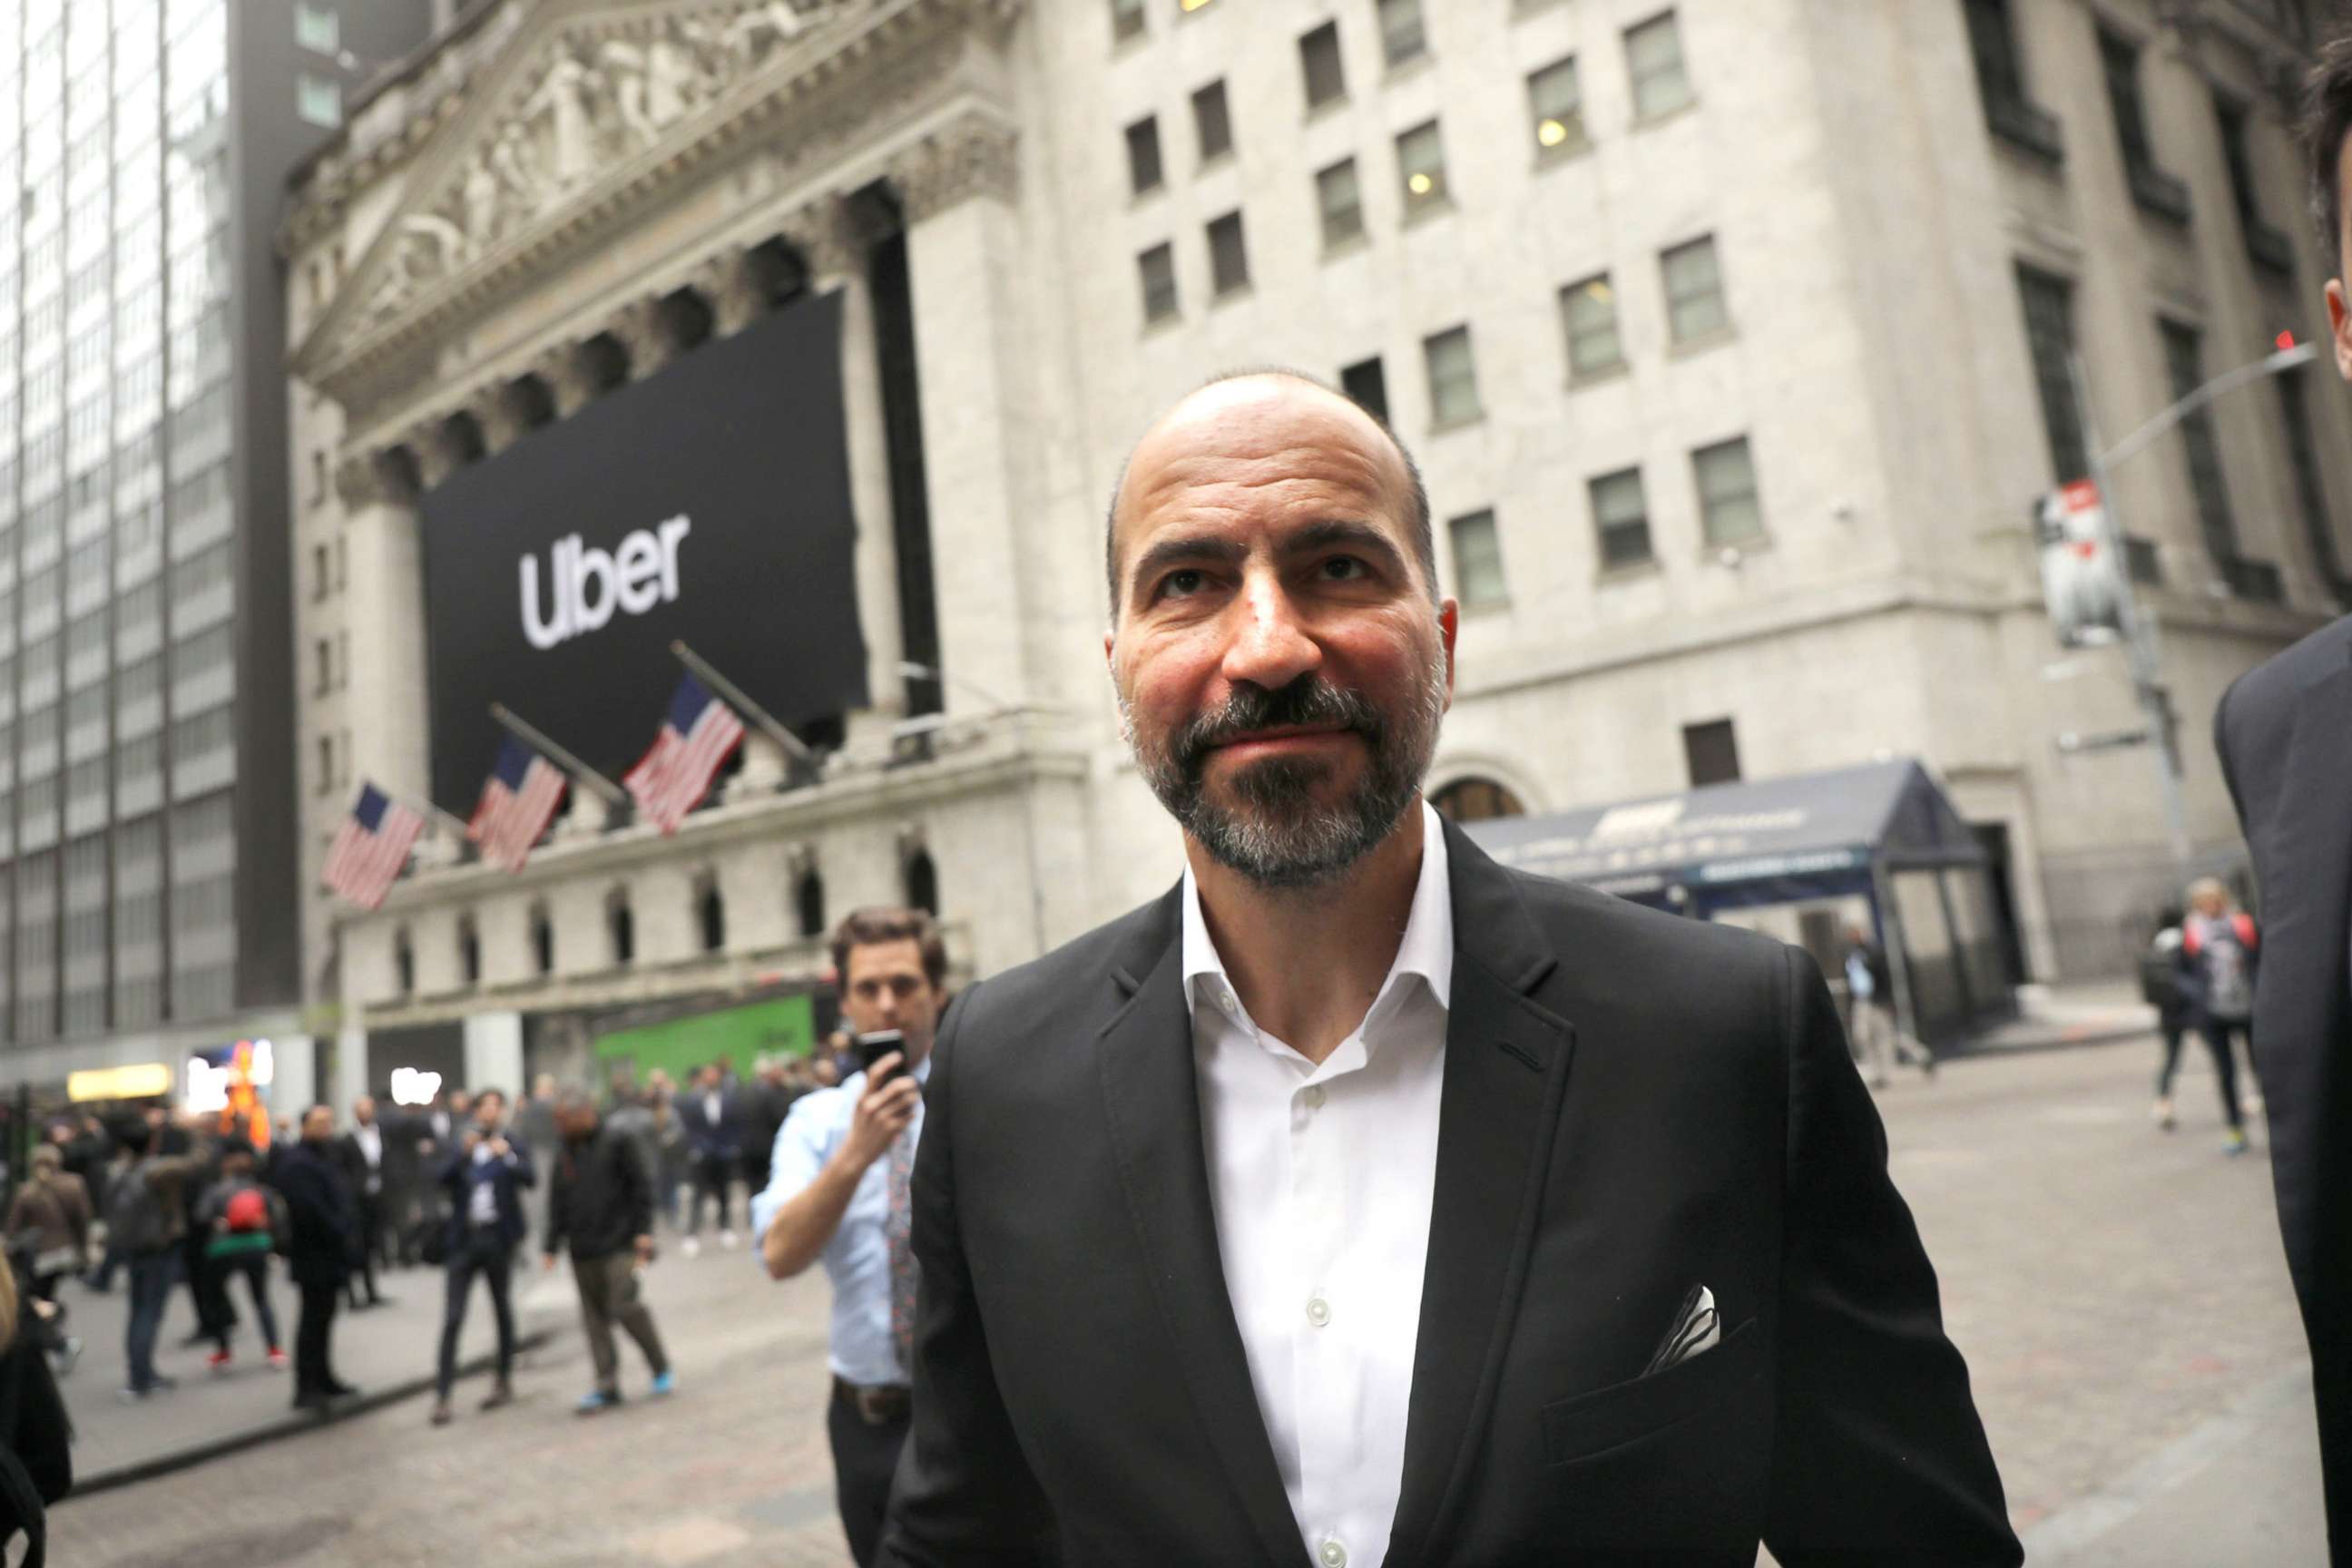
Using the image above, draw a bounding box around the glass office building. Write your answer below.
[0,0,429,1088]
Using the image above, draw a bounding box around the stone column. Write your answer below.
[781,195,906,737]
[695,244,775,338]
[468,381,529,455]
[887,112,1030,718]
[534,340,601,417]
[406,420,466,490]
[462,1010,525,1095]
[612,295,680,382]
[334,448,434,828]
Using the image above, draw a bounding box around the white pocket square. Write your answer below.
[1645,1284,1721,1376]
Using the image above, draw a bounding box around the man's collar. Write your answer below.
[1180,799,1455,1018]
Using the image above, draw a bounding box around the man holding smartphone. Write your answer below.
[752,906,947,1566]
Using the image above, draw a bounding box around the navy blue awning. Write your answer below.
[1462,760,1983,902]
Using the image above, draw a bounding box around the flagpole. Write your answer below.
[407,796,473,838]
[669,641,818,768]
[489,703,630,807]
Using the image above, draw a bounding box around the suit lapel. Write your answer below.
[1094,891,1310,1568]
[1387,826,1576,1568]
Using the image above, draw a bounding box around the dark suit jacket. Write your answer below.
[2216,612,2352,1561]
[267,1142,359,1289]
[683,1089,744,1163]
[882,823,2019,1567]
[432,1134,537,1252]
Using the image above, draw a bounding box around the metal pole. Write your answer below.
[2064,351,2194,867]
[404,796,474,839]
[668,642,818,767]
[489,703,630,807]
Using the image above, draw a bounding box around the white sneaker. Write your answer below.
[719,1230,738,1250]
[680,1237,701,1259]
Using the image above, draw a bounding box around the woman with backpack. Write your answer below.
[191,1140,287,1373]
[2173,877,2264,1155]
[0,1235,72,1567]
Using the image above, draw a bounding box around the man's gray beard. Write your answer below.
[1121,652,1450,891]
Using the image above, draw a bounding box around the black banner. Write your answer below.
[422,290,867,810]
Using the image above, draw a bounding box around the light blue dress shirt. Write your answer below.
[750,1055,930,1387]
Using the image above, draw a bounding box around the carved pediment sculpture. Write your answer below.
[354,0,852,334]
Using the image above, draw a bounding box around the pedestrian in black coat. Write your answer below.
[0,1258,70,1568]
[267,1106,360,1409]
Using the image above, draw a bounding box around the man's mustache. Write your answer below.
[1171,677,1387,777]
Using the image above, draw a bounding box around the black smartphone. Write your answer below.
[854,1030,906,1086]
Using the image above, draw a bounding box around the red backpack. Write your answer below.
[223,1188,270,1234]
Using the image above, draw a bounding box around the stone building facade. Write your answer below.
[282,0,2347,1094]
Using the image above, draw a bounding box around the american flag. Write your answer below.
[323,783,426,910]
[623,673,746,835]
[469,736,568,872]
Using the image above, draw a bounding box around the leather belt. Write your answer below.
[832,1375,912,1426]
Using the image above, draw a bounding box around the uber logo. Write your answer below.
[520,514,691,651]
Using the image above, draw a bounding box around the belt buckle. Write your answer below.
[855,1386,891,1425]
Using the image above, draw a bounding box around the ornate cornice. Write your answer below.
[886,106,1017,222]
[294,0,1022,417]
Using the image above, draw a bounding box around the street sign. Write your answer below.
[2037,479,2125,649]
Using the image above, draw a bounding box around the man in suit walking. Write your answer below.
[428,1088,534,1426]
[269,1105,360,1410]
[2211,33,2352,1561]
[881,372,2018,1566]
[332,1096,392,1308]
[681,1065,743,1255]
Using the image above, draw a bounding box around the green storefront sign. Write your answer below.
[593,994,818,1084]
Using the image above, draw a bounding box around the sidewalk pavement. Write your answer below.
[52,1250,577,1493]
[1959,980,2156,1056]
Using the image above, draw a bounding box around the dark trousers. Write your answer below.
[437,1230,516,1401]
[2199,1019,2252,1131]
[573,1250,668,1391]
[209,1253,281,1353]
[183,1228,233,1340]
[348,1191,385,1306]
[827,1387,912,1568]
[123,1250,175,1392]
[686,1160,734,1235]
[295,1280,341,1396]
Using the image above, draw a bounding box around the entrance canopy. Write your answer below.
[1462,760,1983,913]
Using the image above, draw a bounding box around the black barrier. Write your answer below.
[422,289,867,810]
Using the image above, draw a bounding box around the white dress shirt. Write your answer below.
[1185,801,1452,1568]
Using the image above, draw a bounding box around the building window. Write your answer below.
[1423,326,1480,427]
[296,73,342,130]
[1138,242,1179,324]
[1339,356,1388,423]
[796,865,826,939]
[316,734,334,794]
[312,543,329,601]
[1207,211,1250,296]
[2216,94,2294,273]
[1661,235,1728,345]
[314,637,332,695]
[1125,115,1163,196]
[394,928,415,995]
[1377,0,1426,68]
[608,891,634,966]
[1693,436,1765,547]
[1432,777,1526,823]
[1682,718,1741,788]
[2099,27,2190,224]
[1449,509,1507,610]
[2015,265,2088,483]
[1529,56,1585,155]
[458,916,481,985]
[1561,275,1622,377]
[698,877,726,953]
[1396,120,1448,212]
[309,449,326,507]
[1964,0,2064,164]
[1625,11,1694,121]
[1192,79,1233,165]
[1591,466,1653,570]
[1300,21,1346,110]
[1110,0,1146,44]
[905,849,939,916]
[2278,368,2350,593]
[2160,319,2240,567]
[1317,158,1364,249]
[294,2,339,55]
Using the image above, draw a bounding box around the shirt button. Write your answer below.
[1319,1542,1348,1568]
[1305,1295,1331,1328]
[1302,1085,1327,1111]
